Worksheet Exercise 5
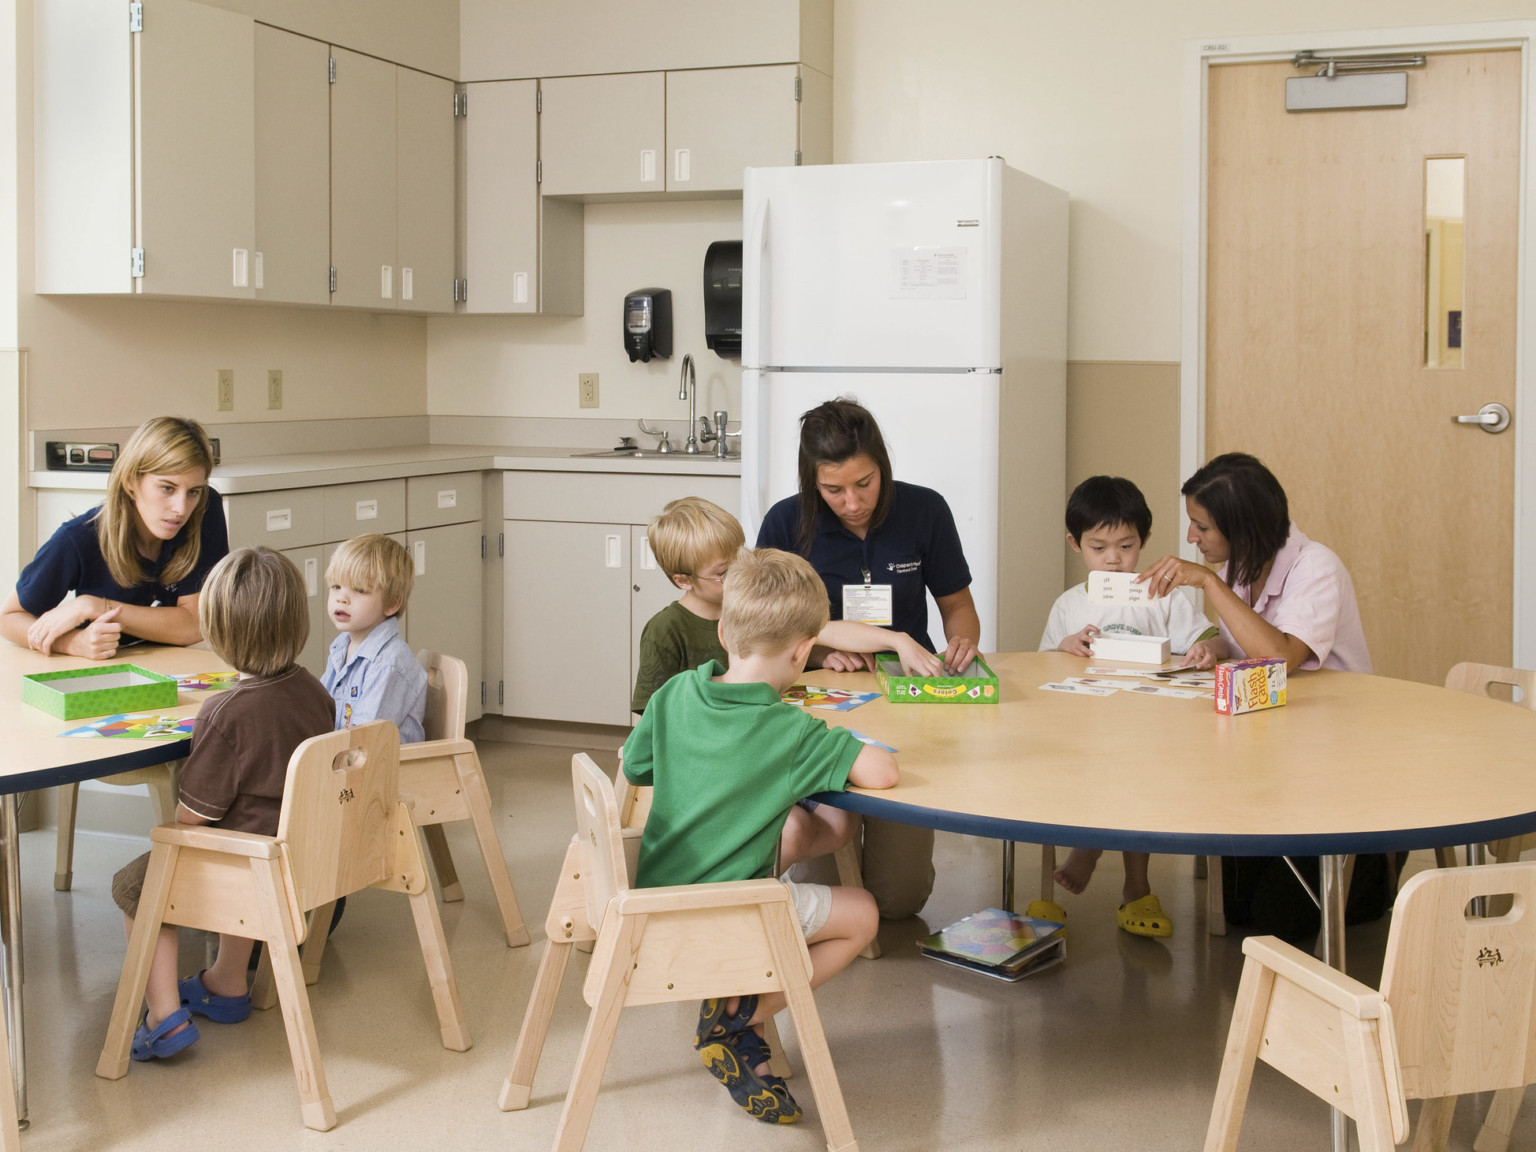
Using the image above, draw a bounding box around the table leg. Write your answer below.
[2,795,25,1129]
[1000,841,1015,911]
[1320,853,1347,1152]
[1466,843,1490,917]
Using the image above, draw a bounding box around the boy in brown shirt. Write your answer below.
[111,546,334,1060]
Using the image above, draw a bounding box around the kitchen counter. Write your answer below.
[29,443,742,494]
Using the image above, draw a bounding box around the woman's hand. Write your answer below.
[1058,624,1099,657]
[26,596,102,654]
[942,634,979,675]
[63,606,122,660]
[1178,637,1226,670]
[1137,555,1211,598]
[890,633,943,677]
[821,649,874,673]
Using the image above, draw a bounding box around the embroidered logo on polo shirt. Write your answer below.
[887,561,922,574]
[350,686,359,697]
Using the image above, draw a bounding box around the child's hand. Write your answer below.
[1058,624,1099,657]
[821,649,874,673]
[891,633,942,677]
[1179,638,1224,670]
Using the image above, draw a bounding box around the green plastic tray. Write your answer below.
[22,663,179,721]
[874,653,999,704]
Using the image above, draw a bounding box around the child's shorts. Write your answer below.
[111,851,152,918]
[780,878,832,938]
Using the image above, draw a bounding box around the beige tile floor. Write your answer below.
[12,738,1528,1151]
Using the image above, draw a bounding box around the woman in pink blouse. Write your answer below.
[1140,453,1371,673]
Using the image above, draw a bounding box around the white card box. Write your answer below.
[1089,634,1170,664]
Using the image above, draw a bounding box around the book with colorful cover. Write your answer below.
[61,712,196,740]
[780,685,880,711]
[173,671,240,692]
[917,907,1066,980]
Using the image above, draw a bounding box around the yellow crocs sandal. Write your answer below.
[1025,899,1068,939]
[1117,893,1173,938]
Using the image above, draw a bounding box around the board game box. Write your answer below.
[874,653,998,704]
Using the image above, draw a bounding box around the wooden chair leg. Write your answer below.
[144,765,177,826]
[251,945,279,1011]
[551,916,644,1152]
[1344,1014,1399,1152]
[763,1014,792,1080]
[252,855,335,1132]
[1474,1086,1526,1152]
[1207,855,1227,936]
[422,824,464,902]
[54,782,78,891]
[299,901,336,986]
[1039,845,1056,903]
[499,939,574,1110]
[406,882,471,1052]
[1202,958,1275,1151]
[761,905,857,1152]
[456,750,531,946]
[1434,845,1459,868]
[96,845,180,1080]
[833,830,880,960]
[1411,1096,1457,1152]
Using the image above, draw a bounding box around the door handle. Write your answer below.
[1451,402,1511,433]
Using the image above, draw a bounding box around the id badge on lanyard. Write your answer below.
[843,578,893,626]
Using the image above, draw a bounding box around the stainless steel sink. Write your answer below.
[569,448,740,461]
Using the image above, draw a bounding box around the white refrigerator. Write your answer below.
[740,158,1069,651]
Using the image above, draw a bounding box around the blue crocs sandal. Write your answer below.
[695,994,758,1048]
[699,1029,801,1125]
[179,970,251,1024]
[131,1007,199,1062]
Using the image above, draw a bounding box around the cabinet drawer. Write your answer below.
[503,471,739,525]
[323,480,406,539]
[407,472,483,528]
[225,489,326,550]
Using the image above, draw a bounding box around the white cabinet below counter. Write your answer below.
[500,470,738,727]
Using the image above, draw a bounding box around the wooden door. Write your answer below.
[255,25,330,305]
[395,66,456,314]
[1206,51,1519,684]
[665,65,801,194]
[136,0,255,299]
[538,73,665,197]
[330,47,397,309]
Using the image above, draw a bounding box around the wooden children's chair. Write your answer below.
[292,651,530,990]
[54,763,179,891]
[95,722,471,1132]
[498,753,859,1152]
[1203,861,1536,1152]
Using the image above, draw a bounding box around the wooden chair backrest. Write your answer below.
[572,753,630,933]
[417,650,467,742]
[1379,862,1536,1099]
[1445,663,1536,710]
[277,722,401,914]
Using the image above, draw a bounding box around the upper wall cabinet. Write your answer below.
[36,0,256,298]
[254,25,330,305]
[538,65,830,201]
[461,80,582,315]
[395,67,457,313]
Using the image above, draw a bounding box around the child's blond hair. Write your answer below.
[199,547,308,678]
[719,547,829,658]
[326,534,413,614]
[647,498,745,585]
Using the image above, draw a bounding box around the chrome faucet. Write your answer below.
[699,410,735,458]
[679,354,701,453]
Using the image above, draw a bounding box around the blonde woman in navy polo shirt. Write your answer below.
[2,416,228,659]
[757,398,981,919]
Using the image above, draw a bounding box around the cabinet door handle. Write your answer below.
[265,508,292,532]
[639,538,657,570]
[253,251,264,290]
[512,271,528,305]
[381,264,393,299]
[674,148,690,183]
[640,149,657,184]
[414,539,426,576]
[605,534,622,568]
[303,557,318,597]
[232,248,249,288]
[401,267,414,302]
[355,499,378,521]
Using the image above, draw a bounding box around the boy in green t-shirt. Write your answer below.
[622,547,899,1125]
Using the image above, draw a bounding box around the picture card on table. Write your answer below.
[1125,684,1207,700]
[61,712,196,739]
[1039,681,1120,697]
[781,685,881,712]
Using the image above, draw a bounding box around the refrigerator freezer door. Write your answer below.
[741,370,1000,652]
[743,159,1002,371]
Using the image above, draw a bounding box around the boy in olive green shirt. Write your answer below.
[622,547,898,1126]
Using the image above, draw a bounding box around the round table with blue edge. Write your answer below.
[803,650,1536,1152]
[0,642,232,1130]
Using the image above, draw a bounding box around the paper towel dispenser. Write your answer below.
[703,240,742,358]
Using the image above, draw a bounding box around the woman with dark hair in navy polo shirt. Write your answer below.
[757,397,981,918]
[1,416,228,659]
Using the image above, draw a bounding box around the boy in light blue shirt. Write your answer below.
[321,534,426,744]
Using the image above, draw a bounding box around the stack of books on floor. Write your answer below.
[918,907,1066,982]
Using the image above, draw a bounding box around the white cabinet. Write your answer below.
[462,80,582,315]
[396,67,457,313]
[279,545,329,678]
[405,473,485,721]
[500,471,739,726]
[36,0,256,297]
[537,65,828,201]
[254,25,330,305]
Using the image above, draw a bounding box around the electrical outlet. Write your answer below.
[216,369,234,412]
[267,369,283,410]
[579,372,599,409]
